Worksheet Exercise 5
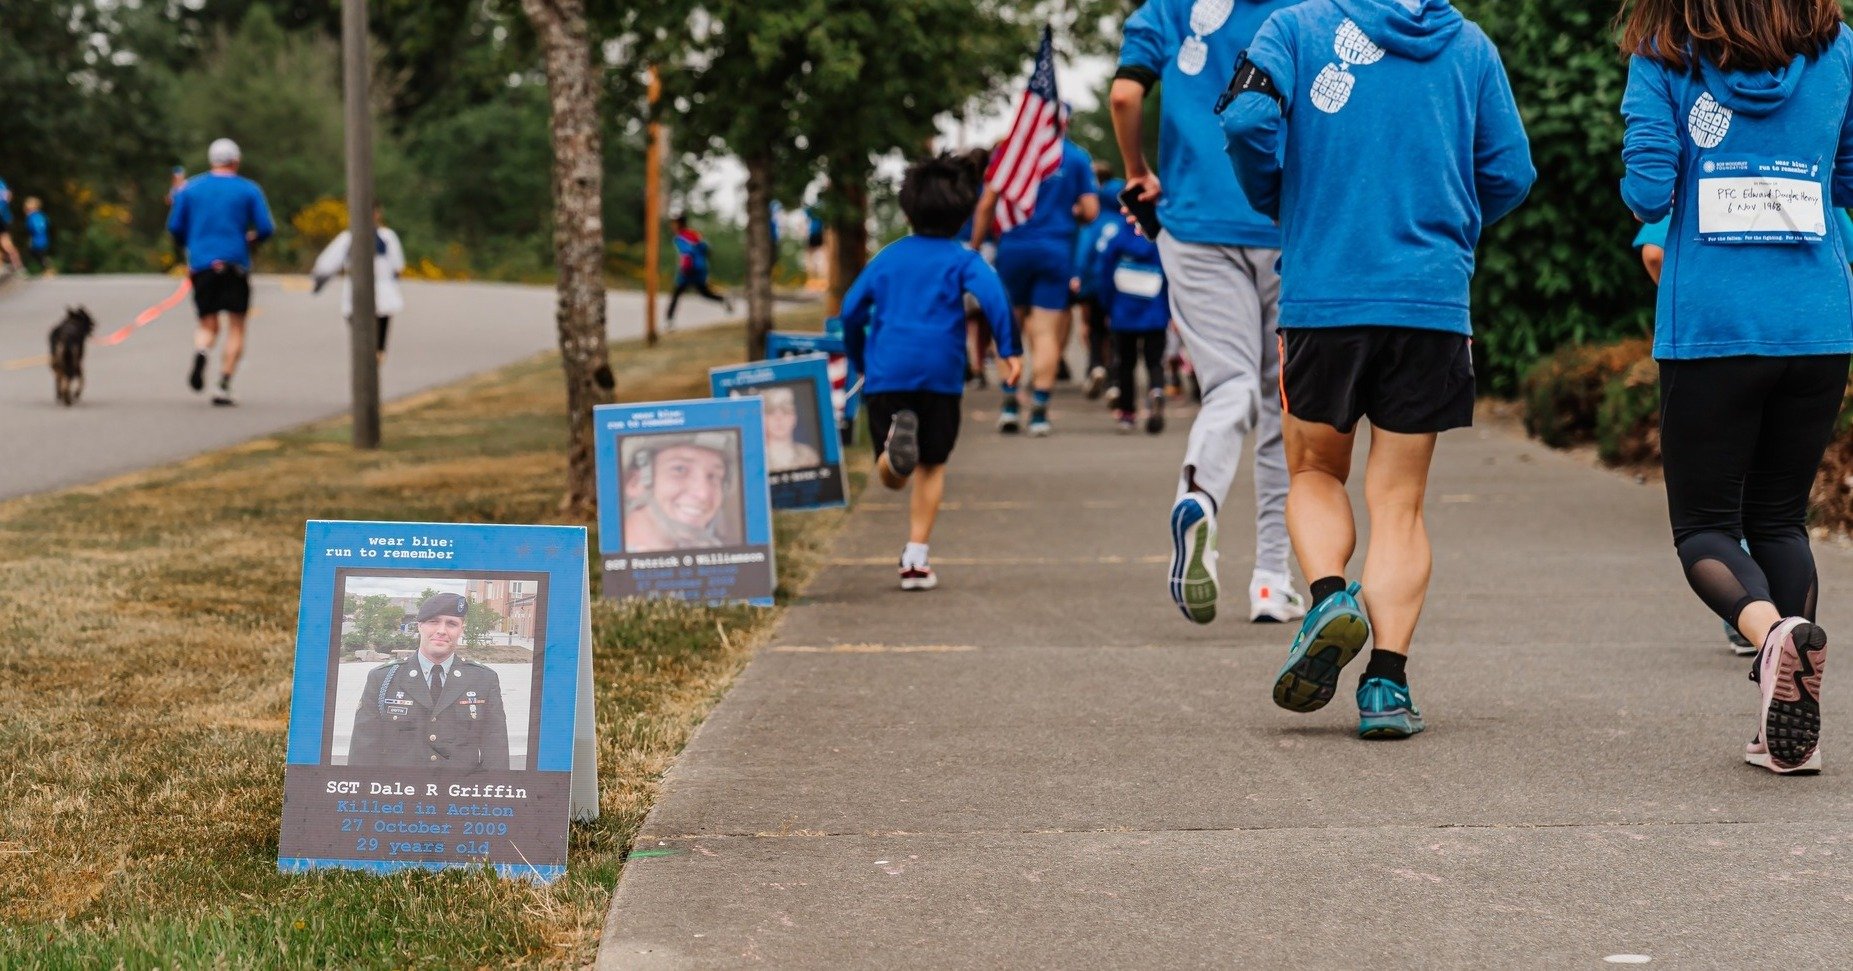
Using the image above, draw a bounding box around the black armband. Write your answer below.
[1114,65,1159,92]
[1214,52,1282,115]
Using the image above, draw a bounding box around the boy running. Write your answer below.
[667,214,734,326]
[1223,0,1533,737]
[841,154,1023,590]
[1094,215,1170,434]
[23,198,49,275]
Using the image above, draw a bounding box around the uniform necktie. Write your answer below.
[430,665,445,697]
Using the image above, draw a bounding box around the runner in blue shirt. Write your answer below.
[168,138,275,406]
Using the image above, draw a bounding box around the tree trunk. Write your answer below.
[743,150,777,360]
[520,0,612,516]
[826,163,870,312]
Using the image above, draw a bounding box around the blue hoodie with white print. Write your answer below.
[1222,0,1534,334]
[1621,28,1853,359]
[1117,0,1301,248]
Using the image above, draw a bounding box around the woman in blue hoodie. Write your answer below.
[1620,0,1853,775]
[1222,0,1534,739]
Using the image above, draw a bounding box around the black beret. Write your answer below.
[417,593,468,622]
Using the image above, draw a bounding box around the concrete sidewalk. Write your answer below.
[601,388,1853,968]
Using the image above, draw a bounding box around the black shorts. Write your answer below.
[191,265,251,317]
[351,315,391,352]
[866,392,962,466]
[1280,326,1474,434]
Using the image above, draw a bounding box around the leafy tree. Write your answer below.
[352,595,407,650]
[464,601,505,648]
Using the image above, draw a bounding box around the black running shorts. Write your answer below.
[866,392,962,467]
[191,265,252,317]
[1279,326,1474,435]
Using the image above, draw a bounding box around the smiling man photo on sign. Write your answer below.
[349,593,510,771]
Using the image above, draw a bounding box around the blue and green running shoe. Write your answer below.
[1168,492,1218,624]
[1357,676,1425,739]
[1272,581,1369,712]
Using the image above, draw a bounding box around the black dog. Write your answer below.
[50,306,95,406]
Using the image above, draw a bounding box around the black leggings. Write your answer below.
[1081,297,1110,371]
[1660,354,1849,629]
[668,278,725,318]
[1113,330,1165,406]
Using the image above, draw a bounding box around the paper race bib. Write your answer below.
[1113,262,1165,299]
[1696,155,1827,243]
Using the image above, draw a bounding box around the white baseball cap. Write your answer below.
[208,138,242,166]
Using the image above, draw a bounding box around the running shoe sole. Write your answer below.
[1248,600,1306,624]
[998,412,1021,434]
[1028,422,1052,437]
[886,410,920,478]
[1359,708,1424,739]
[1168,496,1217,624]
[1754,621,1827,773]
[900,572,938,591]
[1273,612,1369,713]
[1084,367,1107,399]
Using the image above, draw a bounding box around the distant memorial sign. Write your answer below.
[765,331,861,441]
[711,354,847,511]
[279,521,595,883]
[593,397,778,606]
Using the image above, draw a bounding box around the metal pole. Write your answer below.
[343,0,380,449]
[644,66,663,347]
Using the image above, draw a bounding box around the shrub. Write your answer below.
[1519,337,1651,448]
[1596,356,1660,465]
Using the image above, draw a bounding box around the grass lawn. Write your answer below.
[0,311,862,967]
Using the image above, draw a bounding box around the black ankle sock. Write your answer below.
[1309,576,1347,607]
[1363,649,1407,686]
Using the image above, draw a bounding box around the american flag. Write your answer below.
[985,26,1064,232]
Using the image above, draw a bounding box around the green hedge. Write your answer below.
[1458,1,1656,393]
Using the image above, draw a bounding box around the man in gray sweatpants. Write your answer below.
[1111,0,1303,625]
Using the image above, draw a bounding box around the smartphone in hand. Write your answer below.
[1118,185,1162,239]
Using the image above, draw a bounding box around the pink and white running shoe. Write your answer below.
[1747,617,1828,774]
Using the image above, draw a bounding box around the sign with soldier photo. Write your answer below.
[710,354,847,511]
[593,397,777,606]
[765,330,860,442]
[278,521,596,883]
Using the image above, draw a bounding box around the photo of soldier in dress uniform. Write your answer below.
[345,591,510,770]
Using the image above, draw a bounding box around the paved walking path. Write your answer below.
[0,275,734,500]
[601,387,1853,968]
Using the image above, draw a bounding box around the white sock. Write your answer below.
[902,542,930,569]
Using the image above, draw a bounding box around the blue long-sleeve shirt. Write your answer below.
[1094,228,1170,333]
[167,172,274,271]
[25,211,48,250]
[1223,0,1533,335]
[1620,29,1853,359]
[838,235,1020,396]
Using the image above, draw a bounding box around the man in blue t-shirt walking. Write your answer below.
[168,138,275,406]
[1112,0,1305,627]
[970,122,1100,437]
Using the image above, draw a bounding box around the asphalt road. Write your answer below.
[0,274,734,500]
[602,387,1853,968]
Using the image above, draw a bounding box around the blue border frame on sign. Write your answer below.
[765,331,860,425]
[710,354,847,512]
[592,397,777,606]
[279,520,588,882]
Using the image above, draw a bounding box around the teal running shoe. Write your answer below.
[1357,676,1425,739]
[1272,581,1369,712]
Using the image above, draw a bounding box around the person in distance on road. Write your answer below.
[168,138,276,406]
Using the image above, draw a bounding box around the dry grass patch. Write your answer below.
[0,313,863,968]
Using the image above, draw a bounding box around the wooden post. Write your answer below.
[643,67,663,346]
[342,0,379,449]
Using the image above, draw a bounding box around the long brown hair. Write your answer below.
[1618,0,1842,72]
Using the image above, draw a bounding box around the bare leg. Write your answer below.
[1358,427,1439,656]
[1024,307,1064,392]
[878,453,908,490]
[194,314,221,354]
[221,313,248,378]
[1284,414,1357,582]
[1737,601,1783,649]
[909,464,946,545]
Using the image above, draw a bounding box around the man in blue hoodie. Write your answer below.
[1113,0,1306,629]
[168,138,275,406]
[1223,0,1533,738]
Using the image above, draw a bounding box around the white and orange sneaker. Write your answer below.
[1248,569,1306,624]
[1747,617,1827,774]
